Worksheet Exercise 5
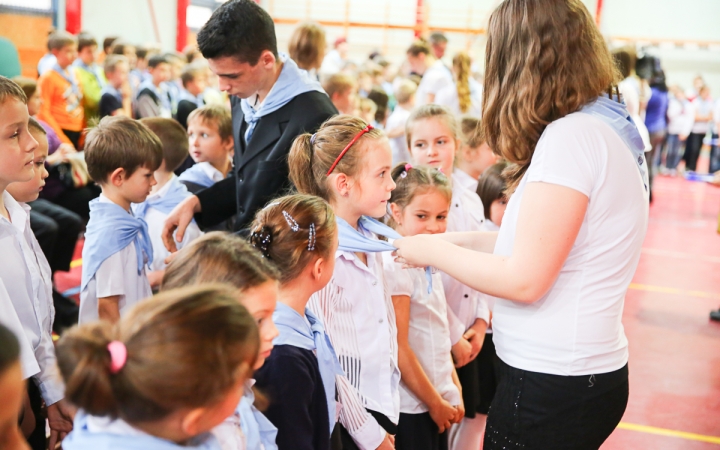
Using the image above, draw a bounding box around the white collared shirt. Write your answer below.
[79,194,152,324]
[382,253,461,413]
[137,176,203,271]
[386,105,412,165]
[197,161,226,184]
[443,171,490,343]
[0,192,63,403]
[308,230,400,450]
[415,60,453,107]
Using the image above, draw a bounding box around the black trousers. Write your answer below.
[396,412,448,450]
[484,359,628,450]
[684,132,706,172]
[50,184,100,221]
[28,199,82,273]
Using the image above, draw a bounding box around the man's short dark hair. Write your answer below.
[196,0,278,65]
[148,55,170,69]
[429,31,448,45]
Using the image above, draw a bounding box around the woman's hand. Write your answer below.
[394,234,442,268]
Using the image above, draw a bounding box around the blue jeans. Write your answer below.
[665,134,684,170]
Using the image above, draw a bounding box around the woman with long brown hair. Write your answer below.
[394,0,649,448]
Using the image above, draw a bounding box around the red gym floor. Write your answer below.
[54,167,720,449]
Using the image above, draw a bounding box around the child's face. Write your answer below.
[358,74,373,93]
[186,75,208,97]
[6,129,48,202]
[54,44,78,68]
[489,197,508,227]
[150,63,171,85]
[392,189,449,237]
[0,99,38,187]
[123,47,137,69]
[409,117,457,176]
[463,142,498,176]
[169,60,184,80]
[240,280,279,370]
[187,118,233,167]
[27,89,42,117]
[345,138,395,219]
[108,62,130,88]
[118,165,156,204]
[333,88,356,115]
[79,44,97,65]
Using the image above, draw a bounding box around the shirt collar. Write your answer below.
[1,191,28,234]
[453,168,478,193]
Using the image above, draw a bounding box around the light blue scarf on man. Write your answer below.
[240,53,325,142]
[579,95,649,191]
[273,302,344,433]
[81,198,153,291]
[337,216,434,293]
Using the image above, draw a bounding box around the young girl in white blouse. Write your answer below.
[384,163,463,450]
[476,162,509,232]
[406,104,492,450]
[289,115,398,450]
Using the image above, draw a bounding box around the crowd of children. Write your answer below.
[0,9,517,450]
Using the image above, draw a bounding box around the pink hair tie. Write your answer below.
[107,341,127,374]
[404,163,412,171]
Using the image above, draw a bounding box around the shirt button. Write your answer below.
[464,294,469,298]
[372,281,377,286]
[238,207,245,214]
[238,173,244,183]
[379,319,383,324]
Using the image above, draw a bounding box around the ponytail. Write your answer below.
[454,52,472,114]
[288,115,384,201]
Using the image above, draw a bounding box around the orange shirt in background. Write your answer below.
[37,69,84,144]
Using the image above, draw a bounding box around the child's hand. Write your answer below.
[429,397,457,433]
[453,402,465,423]
[376,433,395,450]
[465,321,487,361]
[451,334,474,368]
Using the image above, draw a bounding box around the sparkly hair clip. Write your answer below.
[282,211,300,232]
[308,223,316,251]
[400,163,412,179]
[310,133,317,145]
[250,226,273,259]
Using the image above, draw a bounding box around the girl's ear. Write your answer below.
[180,407,206,437]
[312,256,325,281]
[330,173,351,197]
[389,202,403,226]
[109,167,126,186]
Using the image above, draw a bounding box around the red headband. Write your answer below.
[326,124,374,176]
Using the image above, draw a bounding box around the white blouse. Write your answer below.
[382,253,461,414]
[308,230,400,450]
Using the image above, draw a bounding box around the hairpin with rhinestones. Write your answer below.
[249,226,273,259]
[308,223,316,251]
[282,211,300,232]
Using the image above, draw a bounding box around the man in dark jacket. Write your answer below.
[162,0,336,249]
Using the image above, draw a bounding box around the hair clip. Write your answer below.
[400,171,408,179]
[405,163,413,171]
[282,211,300,232]
[308,223,316,251]
[250,226,273,259]
[107,341,127,374]
[263,201,280,210]
[310,133,317,145]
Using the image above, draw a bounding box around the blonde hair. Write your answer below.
[405,104,459,149]
[187,104,233,141]
[482,0,619,193]
[288,22,326,71]
[322,73,355,98]
[394,79,417,105]
[288,115,384,201]
[453,52,472,114]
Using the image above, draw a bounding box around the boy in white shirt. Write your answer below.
[178,104,234,194]
[135,118,202,287]
[386,79,417,165]
[0,79,72,448]
[80,116,162,324]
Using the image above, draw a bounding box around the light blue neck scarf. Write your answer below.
[237,384,278,450]
[178,164,215,188]
[579,95,649,191]
[133,177,193,219]
[81,199,153,291]
[52,63,82,98]
[273,302,344,433]
[240,53,325,142]
[73,59,105,87]
[337,216,434,293]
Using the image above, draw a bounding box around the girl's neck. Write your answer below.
[210,157,232,178]
[277,278,313,316]
[330,200,361,230]
[456,163,480,181]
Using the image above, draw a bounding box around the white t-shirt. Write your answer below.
[386,105,412,165]
[492,112,648,376]
[415,60,453,107]
[79,196,153,324]
[137,177,203,271]
[434,78,483,118]
[382,253,461,414]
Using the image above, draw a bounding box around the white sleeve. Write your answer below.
[95,250,127,298]
[446,306,466,345]
[0,279,39,380]
[474,294,490,326]
[32,329,64,405]
[308,282,386,450]
[526,116,603,197]
[382,255,413,298]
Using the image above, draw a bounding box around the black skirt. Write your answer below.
[455,333,497,417]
